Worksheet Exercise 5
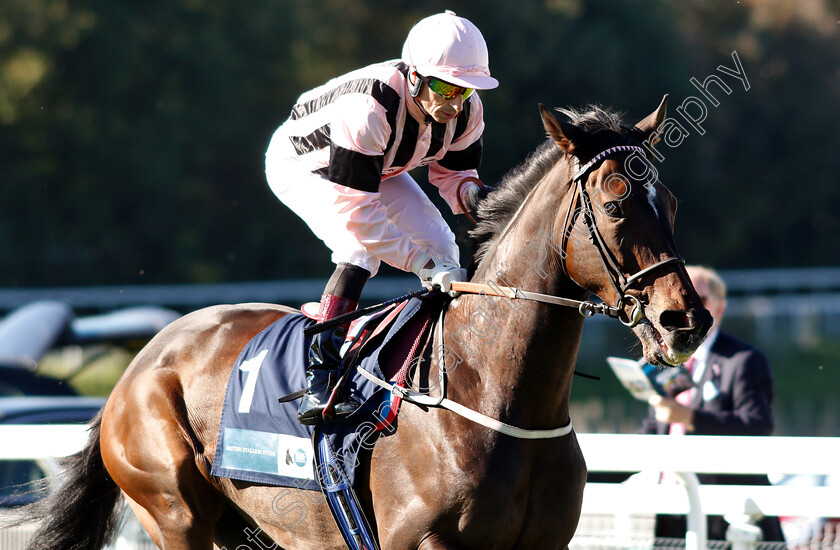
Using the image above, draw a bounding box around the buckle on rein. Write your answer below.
[579,294,644,327]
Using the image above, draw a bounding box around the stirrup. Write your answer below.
[297,366,361,425]
[297,366,334,425]
[297,398,328,426]
[298,398,361,425]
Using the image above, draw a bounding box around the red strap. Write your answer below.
[393,316,431,387]
[351,301,409,355]
[374,393,402,432]
[374,315,432,433]
[318,294,358,323]
[342,304,398,355]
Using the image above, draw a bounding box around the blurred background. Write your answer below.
[0,0,838,435]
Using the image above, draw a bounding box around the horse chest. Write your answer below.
[412,435,586,547]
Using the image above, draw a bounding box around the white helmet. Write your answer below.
[401,11,499,90]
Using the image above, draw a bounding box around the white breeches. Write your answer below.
[265,134,459,277]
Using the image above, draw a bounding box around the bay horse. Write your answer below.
[22,96,711,549]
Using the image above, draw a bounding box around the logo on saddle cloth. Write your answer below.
[285,447,308,467]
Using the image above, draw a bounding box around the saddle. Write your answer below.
[300,297,436,397]
[212,295,440,548]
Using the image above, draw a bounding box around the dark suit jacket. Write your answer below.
[640,331,775,438]
[638,331,783,541]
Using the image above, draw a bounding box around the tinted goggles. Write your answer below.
[421,75,474,101]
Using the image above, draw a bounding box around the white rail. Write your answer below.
[577,434,840,550]
[0,424,90,460]
[579,434,840,475]
[0,424,156,550]
[3,428,840,549]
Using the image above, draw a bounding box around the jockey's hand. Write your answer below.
[417,261,467,296]
[463,181,496,212]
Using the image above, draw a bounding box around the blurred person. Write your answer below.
[640,265,784,542]
[265,11,498,425]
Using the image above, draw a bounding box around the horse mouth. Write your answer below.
[638,320,692,367]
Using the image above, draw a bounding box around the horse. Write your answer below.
[22,95,711,550]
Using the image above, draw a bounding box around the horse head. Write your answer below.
[536,96,712,366]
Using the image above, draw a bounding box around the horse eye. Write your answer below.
[603,201,624,218]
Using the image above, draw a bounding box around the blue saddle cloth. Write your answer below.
[210,297,427,491]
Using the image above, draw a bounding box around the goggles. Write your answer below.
[421,75,474,101]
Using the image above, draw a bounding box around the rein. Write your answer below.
[451,253,684,327]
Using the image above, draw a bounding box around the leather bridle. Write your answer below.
[564,145,684,325]
[455,145,684,328]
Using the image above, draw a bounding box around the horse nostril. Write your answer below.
[659,309,696,331]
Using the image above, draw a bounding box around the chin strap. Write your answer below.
[412,97,434,124]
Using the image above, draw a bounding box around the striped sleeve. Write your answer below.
[328,94,392,192]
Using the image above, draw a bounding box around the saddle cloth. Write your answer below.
[210,296,433,490]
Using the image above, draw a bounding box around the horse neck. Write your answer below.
[446,162,588,427]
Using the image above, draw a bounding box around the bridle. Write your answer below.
[564,144,684,325]
[455,144,684,327]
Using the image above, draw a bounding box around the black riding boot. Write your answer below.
[297,263,369,425]
[297,322,359,425]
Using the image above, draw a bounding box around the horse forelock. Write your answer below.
[470,104,634,264]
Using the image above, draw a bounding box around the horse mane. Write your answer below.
[470,105,629,263]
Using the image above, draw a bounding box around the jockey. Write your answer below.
[265,11,499,425]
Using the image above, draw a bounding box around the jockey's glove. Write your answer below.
[462,181,496,213]
[416,260,467,296]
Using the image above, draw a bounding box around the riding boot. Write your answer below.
[297,263,369,425]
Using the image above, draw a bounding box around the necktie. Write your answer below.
[669,357,696,435]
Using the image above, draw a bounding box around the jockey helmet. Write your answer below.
[401,11,499,91]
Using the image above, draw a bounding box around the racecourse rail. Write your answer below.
[1,267,840,313]
[3,426,839,550]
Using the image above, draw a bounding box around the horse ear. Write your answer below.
[634,94,669,146]
[539,104,584,153]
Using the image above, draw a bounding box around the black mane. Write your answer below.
[470,105,630,263]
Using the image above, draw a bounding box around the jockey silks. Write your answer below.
[265,60,486,276]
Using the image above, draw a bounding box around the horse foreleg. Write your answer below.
[102,368,224,550]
